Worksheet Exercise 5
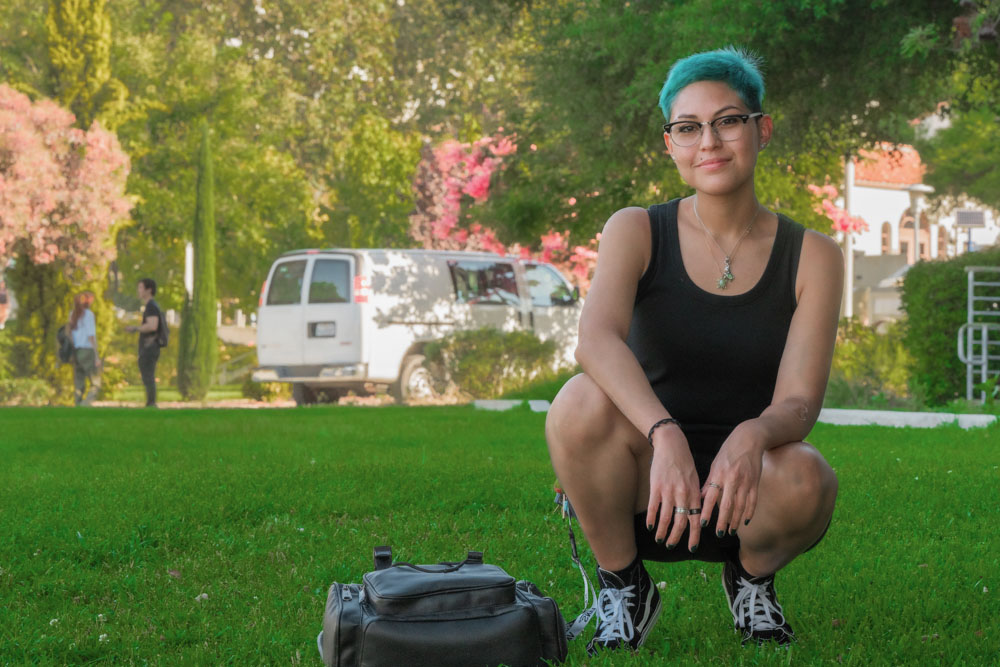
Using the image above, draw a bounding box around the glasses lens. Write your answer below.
[714,116,745,142]
[669,122,701,146]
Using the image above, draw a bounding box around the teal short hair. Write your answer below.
[658,47,765,120]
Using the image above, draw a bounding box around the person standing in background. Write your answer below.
[126,278,162,408]
[68,291,101,405]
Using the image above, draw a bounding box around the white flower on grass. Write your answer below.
[985,586,990,594]
[98,634,108,643]
[195,593,209,602]
[49,618,59,626]
[97,614,105,623]
[656,581,667,591]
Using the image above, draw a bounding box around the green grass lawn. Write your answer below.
[1,407,997,665]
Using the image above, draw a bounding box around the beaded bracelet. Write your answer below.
[647,417,681,447]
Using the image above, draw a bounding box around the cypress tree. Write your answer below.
[177,119,218,400]
[45,0,127,130]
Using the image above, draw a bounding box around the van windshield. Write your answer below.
[266,260,307,305]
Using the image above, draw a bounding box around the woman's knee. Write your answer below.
[545,373,620,454]
[764,442,838,515]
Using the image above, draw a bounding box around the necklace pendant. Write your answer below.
[718,257,734,289]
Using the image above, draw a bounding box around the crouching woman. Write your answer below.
[545,46,842,654]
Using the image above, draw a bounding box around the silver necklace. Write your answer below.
[692,196,760,290]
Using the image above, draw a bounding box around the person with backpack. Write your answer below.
[126,278,165,407]
[67,290,101,405]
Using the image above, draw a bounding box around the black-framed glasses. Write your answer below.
[662,112,764,147]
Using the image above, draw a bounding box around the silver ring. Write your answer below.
[673,507,689,515]
[707,482,721,490]
[688,508,702,516]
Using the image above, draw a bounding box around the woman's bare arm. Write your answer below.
[744,229,844,448]
[575,206,673,438]
[576,205,702,547]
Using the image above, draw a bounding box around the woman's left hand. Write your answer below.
[701,422,764,537]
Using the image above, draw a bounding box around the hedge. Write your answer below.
[900,247,1000,405]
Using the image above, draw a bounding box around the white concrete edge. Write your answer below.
[816,408,996,429]
[473,400,997,429]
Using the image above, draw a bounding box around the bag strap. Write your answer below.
[554,490,599,642]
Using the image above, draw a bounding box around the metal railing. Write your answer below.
[958,266,1000,402]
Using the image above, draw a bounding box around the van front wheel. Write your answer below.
[393,354,440,403]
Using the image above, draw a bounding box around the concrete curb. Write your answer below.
[817,408,996,430]
[473,400,997,429]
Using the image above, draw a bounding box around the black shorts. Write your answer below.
[632,427,830,564]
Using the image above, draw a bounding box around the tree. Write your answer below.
[45,0,129,130]
[0,84,131,397]
[177,119,218,400]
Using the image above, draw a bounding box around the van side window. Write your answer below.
[266,260,307,305]
[448,261,520,306]
[309,259,350,303]
[525,264,576,307]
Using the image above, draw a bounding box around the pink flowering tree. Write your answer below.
[0,84,131,272]
[807,183,868,234]
[410,133,599,293]
[0,84,131,397]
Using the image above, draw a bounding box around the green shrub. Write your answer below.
[241,376,292,402]
[0,378,56,406]
[425,328,557,399]
[900,247,1000,405]
[824,318,915,409]
[96,364,128,400]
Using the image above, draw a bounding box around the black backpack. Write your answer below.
[57,326,74,364]
[157,316,169,347]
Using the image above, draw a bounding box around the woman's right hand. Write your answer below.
[647,427,703,552]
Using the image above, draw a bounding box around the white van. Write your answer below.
[252,248,581,404]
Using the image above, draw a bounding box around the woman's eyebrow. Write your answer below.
[672,105,744,120]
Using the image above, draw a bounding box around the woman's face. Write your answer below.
[664,80,772,197]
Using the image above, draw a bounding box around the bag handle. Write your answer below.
[372,546,484,573]
[373,545,393,570]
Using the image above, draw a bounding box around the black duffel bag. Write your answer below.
[318,546,568,667]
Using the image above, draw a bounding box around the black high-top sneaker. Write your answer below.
[722,558,795,645]
[586,559,661,654]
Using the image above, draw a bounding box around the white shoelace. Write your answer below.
[731,576,786,632]
[592,585,637,643]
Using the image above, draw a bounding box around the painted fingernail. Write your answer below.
[647,524,654,532]
[729,528,738,536]
[744,519,750,526]
[665,542,677,550]
[716,530,725,538]
[655,537,664,544]
[689,544,699,553]
[700,519,708,528]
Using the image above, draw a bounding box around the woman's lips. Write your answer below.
[696,158,729,170]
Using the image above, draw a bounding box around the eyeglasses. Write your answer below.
[662,112,764,147]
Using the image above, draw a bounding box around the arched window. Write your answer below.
[881,222,892,254]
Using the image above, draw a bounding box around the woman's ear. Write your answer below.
[758,114,774,151]
[663,132,675,158]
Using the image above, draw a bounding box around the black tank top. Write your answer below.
[626,198,805,438]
